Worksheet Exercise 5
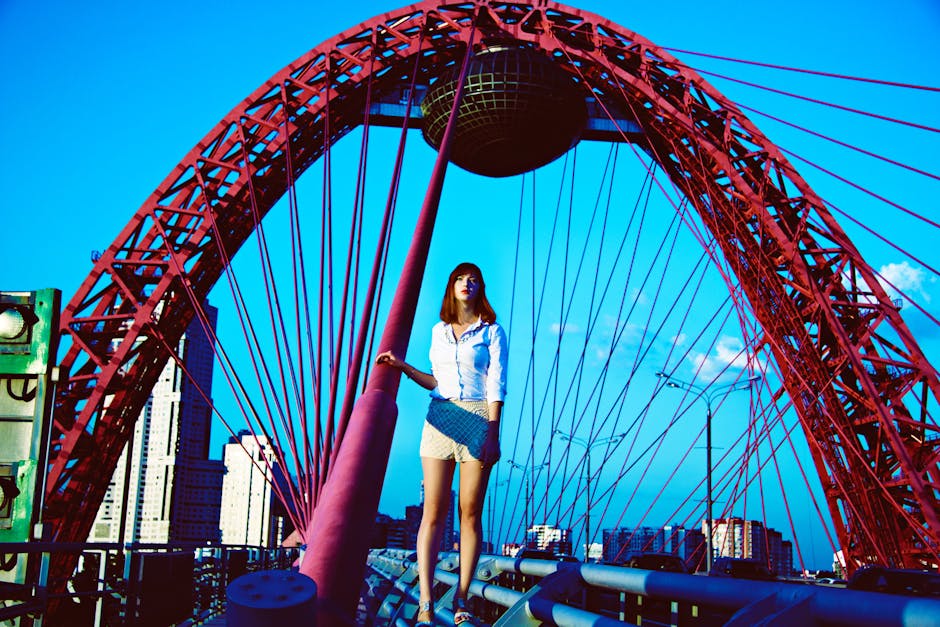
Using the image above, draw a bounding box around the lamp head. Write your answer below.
[0,303,39,342]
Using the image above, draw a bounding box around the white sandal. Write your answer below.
[416,599,434,626]
[453,597,473,625]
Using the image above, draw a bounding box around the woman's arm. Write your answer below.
[487,400,502,424]
[375,351,437,391]
[480,401,502,465]
[484,324,509,405]
[480,324,508,466]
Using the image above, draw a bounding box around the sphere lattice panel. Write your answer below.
[420,43,588,177]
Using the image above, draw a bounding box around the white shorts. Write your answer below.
[419,399,489,462]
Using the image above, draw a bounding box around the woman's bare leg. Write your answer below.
[417,457,456,606]
[455,461,492,601]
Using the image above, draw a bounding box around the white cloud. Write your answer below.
[550,322,582,335]
[617,321,645,346]
[879,261,932,304]
[671,333,687,346]
[586,317,646,364]
[687,335,750,379]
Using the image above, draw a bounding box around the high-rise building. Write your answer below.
[710,517,794,575]
[586,541,604,562]
[602,526,664,563]
[768,530,794,576]
[405,504,423,550]
[89,303,223,543]
[664,524,706,572]
[602,524,706,571]
[372,514,394,548]
[219,431,285,547]
[386,518,410,549]
[376,484,456,551]
[418,482,456,551]
[525,524,572,555]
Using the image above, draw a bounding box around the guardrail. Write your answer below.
[364,548,940,626]
[0,541,298,626]
[6,544,938,625]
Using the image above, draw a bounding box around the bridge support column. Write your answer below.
[299,17,478,623]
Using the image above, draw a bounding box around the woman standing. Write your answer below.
[376,262,508,625]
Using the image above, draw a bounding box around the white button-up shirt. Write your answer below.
[428,319,508,403]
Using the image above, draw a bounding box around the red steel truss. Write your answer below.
[46,0,938,606]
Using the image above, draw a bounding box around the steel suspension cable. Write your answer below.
[245,166,309,450]
[540,207,716,540]
[583,286,736,531]
[310,55,336,506]
[559,55,764,558]
[773,142,940,233]
[592,305,743,551]
[734,101,940,182]
[528,189,701,544]
[711,371,899,565]
[555,199,688,464]
[760,389,840,556]
[596,45,916,568]
[716,401,845,569]
[556,34,936,568]
[149,214,309,531]
[150,327,306,534]
[534,149,640,520]
[752,396,811,575]
[199,129,313,506]
[336,29,427,451]
[589,250,743,550]
[662,47,940,93]
[321,46,378,487]
[493,171,532,546]
[695,68,940,134]
[280,88,318,504]
[533,146,651,532]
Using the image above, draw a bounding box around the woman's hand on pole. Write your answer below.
[376,351,438,390]
[375,350,404,370]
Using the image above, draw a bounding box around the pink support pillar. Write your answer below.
[299,24,476,624]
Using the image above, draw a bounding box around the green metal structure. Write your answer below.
[0,288,61,586]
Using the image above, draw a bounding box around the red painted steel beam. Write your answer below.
[298,15,477,621]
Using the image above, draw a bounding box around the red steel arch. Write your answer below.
[47,0,938,596]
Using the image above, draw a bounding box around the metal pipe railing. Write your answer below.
[369,550,629,626]
[367,549,940,627]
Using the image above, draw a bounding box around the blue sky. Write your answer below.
[2,1,938,569]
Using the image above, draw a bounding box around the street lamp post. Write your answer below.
[507,459,548,543]
[656,371,760,573]
[555,430,626,561]
[488,478,510,549]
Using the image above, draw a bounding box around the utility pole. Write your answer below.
[555,430,626,561]
[656,372,760,572]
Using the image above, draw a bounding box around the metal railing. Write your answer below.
[365,549,940,626]
[6,543,939,625]
[0,541,299,626]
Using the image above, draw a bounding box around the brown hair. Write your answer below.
[439,262,497,324]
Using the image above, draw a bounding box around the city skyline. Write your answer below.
[89,304,223,545]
